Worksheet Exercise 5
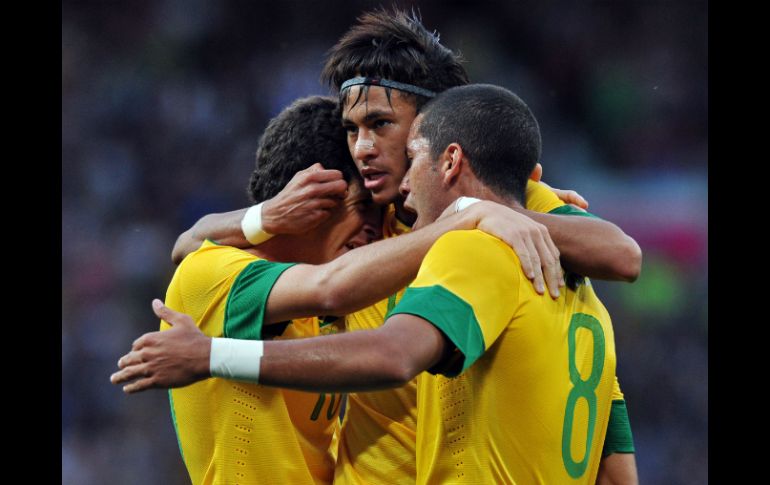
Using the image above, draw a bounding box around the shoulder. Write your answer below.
[178,240,260,283]
[429,229,520,266]
[416,230,524,291]
[525,180,564,213]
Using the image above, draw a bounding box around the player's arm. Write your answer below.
[519,209,641,282]
[171,163,349,264]
[597,454,639,485]
[527,167,641,282]
[597,378,638,485]
[112,231,506,393]
[172,208,251,263]
[264,199,561,324]
[111,300,447,393]
[260,313,445,392]
[529,163,589,210]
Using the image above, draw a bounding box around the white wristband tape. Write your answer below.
[454,196,482,213]
[241,202,275,245]
[210,338,264,383]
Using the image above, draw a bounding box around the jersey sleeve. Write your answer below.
[224,259,297,340]
[174,241,296,340]
[525,179,565,213]
[387,230,522,376]
[171,240,258,316]
[525,179,602,218]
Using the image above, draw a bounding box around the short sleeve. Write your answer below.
[526,180,602,218]
[224,259,297,340]
[548,204,601,219]
[387,230,522,375]
[525,180,564,213]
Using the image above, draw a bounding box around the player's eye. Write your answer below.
[373,119,391,129]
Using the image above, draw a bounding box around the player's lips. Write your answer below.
[360,167,388,190]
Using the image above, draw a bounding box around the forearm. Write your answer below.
[268,209,477,322]
[260,314,445,393]
[520,209,642,281]
[259,330,410,392]
[171,209,250,264]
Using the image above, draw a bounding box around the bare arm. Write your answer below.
[597,453,639,485]
[265,200,562,324]
[171,163,349,264]
[172,209,250,264]
[259,313,445,392]
[528,165,640,282]
[519,209,642,282]
[111,301,445,394]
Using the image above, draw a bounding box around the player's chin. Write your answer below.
[411,215,427,231]
[371,185,399,206]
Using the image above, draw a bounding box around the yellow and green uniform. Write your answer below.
[163,240,342,485]
[388,229,617,484]
[335,181,575,484]
[335,204,415,484]
[603,377,635,456]
[525,184,636,458]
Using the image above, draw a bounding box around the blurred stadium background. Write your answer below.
[62,1,707,483]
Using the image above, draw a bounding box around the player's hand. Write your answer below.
[465,201,563,299]
[530,163,589,211]
[110,299,212,394]
[261,163,349,234]
[540,180,589,211]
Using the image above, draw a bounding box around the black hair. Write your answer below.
[321,7,469,111]
[417,84,542,204]
[248,96,357,203]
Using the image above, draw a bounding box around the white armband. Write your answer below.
[210,338,264,383]
[241,202,275,245]
[454,196,482,213]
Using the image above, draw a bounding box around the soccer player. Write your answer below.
[168,9,639,484]
[114,84,622,483]
[131,94,557,485]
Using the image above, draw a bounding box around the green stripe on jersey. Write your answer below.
[387,285,484,376]
[548,205,601,219]
[168,390,185,465]
[224,260,297,340]
[602,399,636,456]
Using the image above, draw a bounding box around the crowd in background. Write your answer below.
[62,1,707,483]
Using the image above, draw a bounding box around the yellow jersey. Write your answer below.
[336,203,415,484]
[389,229,617,484]
[164,240,342,485]
[336,182,568,484]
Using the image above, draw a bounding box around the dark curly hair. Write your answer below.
[248,96,357,203]
[321,7,469,110]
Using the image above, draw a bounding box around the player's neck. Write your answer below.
[455,179,520,210]
[394,197,416,227]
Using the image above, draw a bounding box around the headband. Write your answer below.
[340,76,436,98]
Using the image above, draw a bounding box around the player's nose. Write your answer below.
[354,132,377,160]
[399,172,411,198]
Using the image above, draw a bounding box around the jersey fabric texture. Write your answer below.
[388,229,617,484]
[335,181,573,484]
[336,203,415,485]
[164,240,342,485]
[602,399,635,456]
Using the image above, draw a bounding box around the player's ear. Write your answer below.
[440,143,464,186]
[529,162,543,182]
